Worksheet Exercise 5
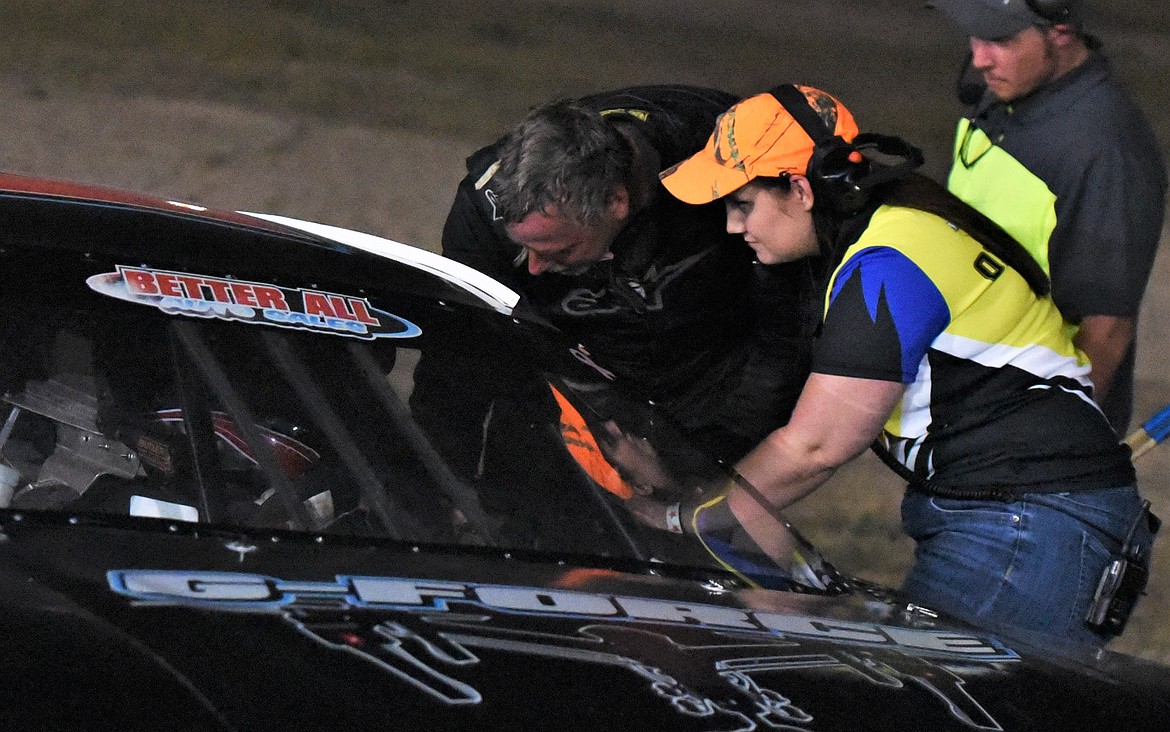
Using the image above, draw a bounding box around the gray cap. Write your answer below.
[931,0,1070,40]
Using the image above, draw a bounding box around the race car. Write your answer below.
[0,171,1167,731]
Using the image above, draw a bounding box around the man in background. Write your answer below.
[934,0,1166,432]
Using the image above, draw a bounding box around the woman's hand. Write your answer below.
[599,421,675,496]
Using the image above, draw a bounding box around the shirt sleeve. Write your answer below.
[1047,143,1166,319]
[812,246,951,383]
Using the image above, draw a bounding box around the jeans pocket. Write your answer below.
[929,497,1014,515]
[1034,486,1143,543]
[901,493,1019,543]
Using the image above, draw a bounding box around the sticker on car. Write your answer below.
[87,265,421,339]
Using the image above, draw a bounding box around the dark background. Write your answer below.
[2,0,1168,662]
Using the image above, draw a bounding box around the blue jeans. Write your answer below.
[900,486,1155,649]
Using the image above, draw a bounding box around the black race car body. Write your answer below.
[0,173,1166,731]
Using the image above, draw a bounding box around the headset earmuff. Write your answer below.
[768,84,872,216]
[767,84,925,216]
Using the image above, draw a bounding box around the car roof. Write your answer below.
[0,171,519,314]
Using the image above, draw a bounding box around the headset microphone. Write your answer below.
[956,51,985,106]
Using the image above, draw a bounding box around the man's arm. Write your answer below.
[1075,314,1135,406]
[411,173,526,479]
[725,373,905,559]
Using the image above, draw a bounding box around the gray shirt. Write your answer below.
[955,51,1167,430]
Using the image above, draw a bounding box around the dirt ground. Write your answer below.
[2,0,1169,662]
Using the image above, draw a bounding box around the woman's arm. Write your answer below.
[726,372,905,558]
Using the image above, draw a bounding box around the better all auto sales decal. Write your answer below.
[87,265,421,339]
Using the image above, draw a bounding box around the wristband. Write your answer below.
[665,502,682,534]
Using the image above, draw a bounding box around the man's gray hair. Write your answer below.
[491,98,633,226]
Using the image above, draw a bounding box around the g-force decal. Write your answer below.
[110,570,1016,731]
[106,571,1009,658]
[87,266,421,340]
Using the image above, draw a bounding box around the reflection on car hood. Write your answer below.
[2,512,1169,732]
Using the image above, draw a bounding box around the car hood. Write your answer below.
[1,512,1168,732]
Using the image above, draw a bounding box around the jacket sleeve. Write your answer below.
[440,150,524,289]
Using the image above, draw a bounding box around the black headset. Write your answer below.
[1025,0,1076,25]
[767,85,923,216]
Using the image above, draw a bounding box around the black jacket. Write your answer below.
[435,85,814,466]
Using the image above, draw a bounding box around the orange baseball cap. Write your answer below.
[660,85,860,204]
